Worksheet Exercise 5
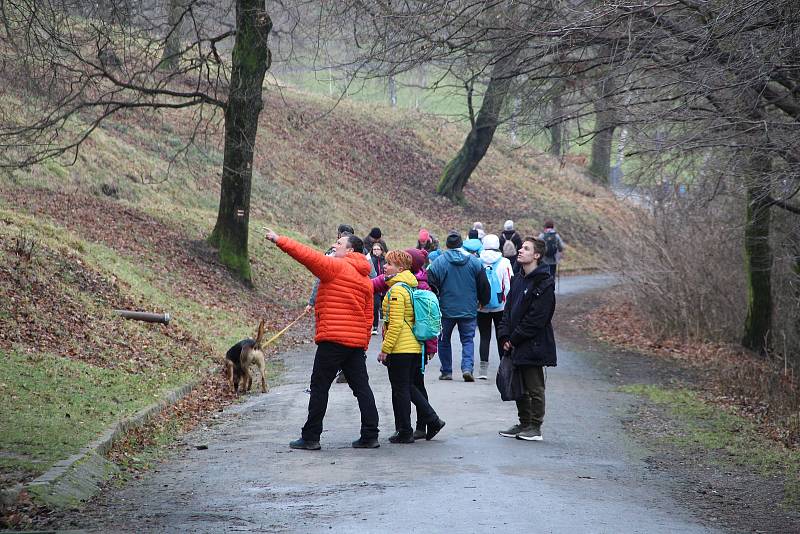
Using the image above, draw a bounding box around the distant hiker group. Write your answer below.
[261,218,565,449]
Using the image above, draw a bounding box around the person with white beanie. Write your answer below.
[499,220,523,268]
[472,221,486,240]
[476,234,514,379]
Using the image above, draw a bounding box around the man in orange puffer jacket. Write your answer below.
[265,228,380,450]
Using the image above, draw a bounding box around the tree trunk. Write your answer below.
[208,0,272,284]
[509,96,520,145]
[588,77,617,184]
[437,49,520,201]
[741,155,773,355]
[548,88,563,157]
[793,235,800,354]
[388,76,397,107]
[159,0,184,72]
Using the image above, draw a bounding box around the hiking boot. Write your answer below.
[463,371,475,382]
[439,373,452,381]
[336,372,348,384]
[498,424,525,438]
[516,426,543,441]
[388,432,414,444]
[413,426,427,440]
[425,418,446,441]
[351,437,380,449]
[477,361,488,380]
[289,438,321,450]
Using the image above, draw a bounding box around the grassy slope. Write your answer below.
[0,85,628,487]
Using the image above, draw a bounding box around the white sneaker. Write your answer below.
[371,328,378,336]
[477,362,488,380]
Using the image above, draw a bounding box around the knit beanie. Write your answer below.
[418,229,431,243]
[503,220,514,231]
[405,248,428,273]
[369,227,382,239]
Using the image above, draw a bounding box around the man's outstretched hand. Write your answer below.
[264,228,279,243]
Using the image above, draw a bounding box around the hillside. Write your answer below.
[0,85,630,493]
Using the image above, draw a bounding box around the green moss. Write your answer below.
[214,236,252,284]
[0,349,191,477]
[621,384,800,506]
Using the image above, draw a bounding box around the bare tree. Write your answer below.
[437,46,522,201]
[0,0,273,283]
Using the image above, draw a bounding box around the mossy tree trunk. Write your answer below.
[548,86,563,158]
[741,155,773,355]
[588,76,617,184]
[159,0,184,72]
[208,0,272,284]
[793,237,800,352]
[437,48,520,202]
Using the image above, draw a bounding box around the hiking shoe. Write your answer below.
[336,372,348,384]
[439,373,452,381]
[517,426,543,441]
[290,438,321,450]
[425,418,446,441]
[388,432,414,444]
[477,362,488,380]
[351,437,380,449]
[463,371,475,382]
[499,424,525,438]
[413,426,427,440]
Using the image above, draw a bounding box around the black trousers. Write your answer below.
[302,342,379,442]
[413,364,428,430]
[372,294,383,329]
[477,310,504,363]
[387,353,437,436]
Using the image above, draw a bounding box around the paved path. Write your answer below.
[72,275,717,533]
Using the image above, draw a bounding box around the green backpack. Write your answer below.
[387,282,442,342]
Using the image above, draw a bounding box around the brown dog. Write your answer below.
[224,320,268,394]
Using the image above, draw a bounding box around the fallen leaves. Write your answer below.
[583,296,800,448]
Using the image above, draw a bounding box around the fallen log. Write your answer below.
[113,310,171,325]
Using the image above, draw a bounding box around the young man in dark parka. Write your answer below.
[497,236,556,441]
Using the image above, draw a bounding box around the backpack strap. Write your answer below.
[392,282,426,370]
[387,281,417,330]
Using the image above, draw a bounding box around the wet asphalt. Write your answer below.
[71,274,718,533]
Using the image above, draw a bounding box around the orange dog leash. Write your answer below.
[261,308,310,348]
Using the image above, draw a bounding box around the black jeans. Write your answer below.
[413,364,428,430]
[477,310,504,363]
[373,294,383,329]
[387,353,437,436]
[302,342,379,442]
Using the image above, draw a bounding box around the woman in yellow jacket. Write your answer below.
[378,250,446,443]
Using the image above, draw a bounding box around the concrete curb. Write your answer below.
[20,376,204,509]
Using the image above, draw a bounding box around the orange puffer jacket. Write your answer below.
[277,236,373,349]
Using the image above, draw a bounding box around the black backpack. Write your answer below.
[543,233,559,259]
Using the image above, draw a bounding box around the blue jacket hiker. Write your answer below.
[427,232,489,382]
